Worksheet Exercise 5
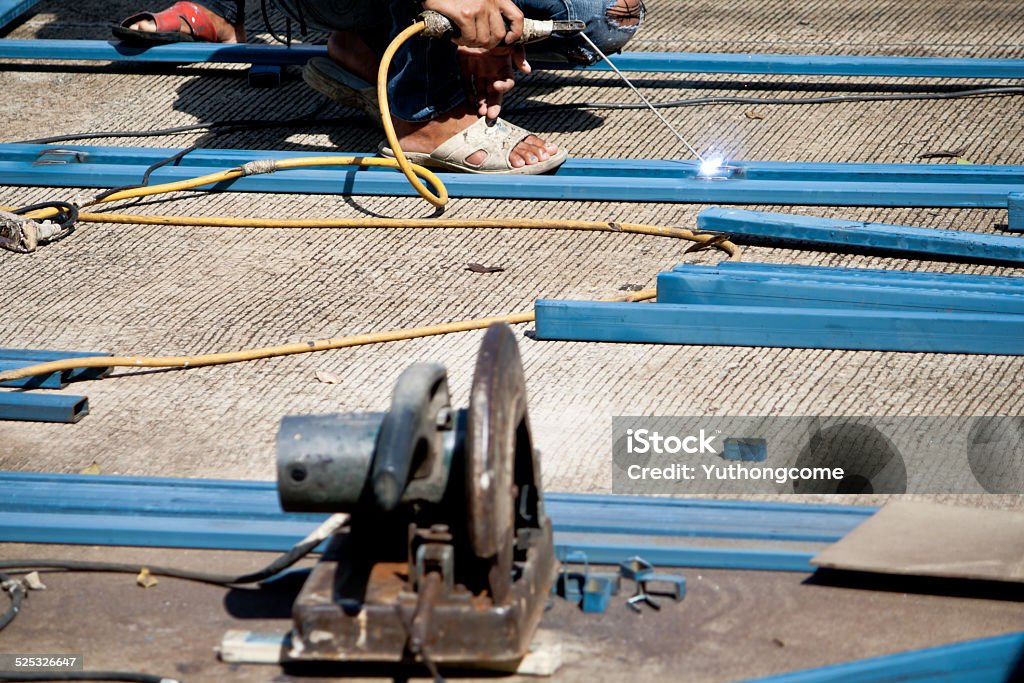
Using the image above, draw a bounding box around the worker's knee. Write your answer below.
[606,0,643,27]
[567,0,645,65]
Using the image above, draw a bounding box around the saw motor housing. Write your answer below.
[276,323,556,665]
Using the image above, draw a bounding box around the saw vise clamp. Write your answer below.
[276,323,557,667]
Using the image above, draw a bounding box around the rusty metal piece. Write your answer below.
[409,571,443,655]
[467,323,535,603]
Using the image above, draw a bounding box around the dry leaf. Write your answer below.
[24,571,46,590]
[136,567,159,589]
[314,370,343,385]
[466,263,505,274]
[745,110,764,120]
[918,148,965,159]
[955,157,974,165]
[79,462,101,475]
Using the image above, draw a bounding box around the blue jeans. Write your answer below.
[240,0,644,121]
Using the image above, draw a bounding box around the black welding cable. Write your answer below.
[0,674,176,683]
[0,513,346,635]
[11,201,79,229]
[0,572,26,631]
[0,514,344,586]
[11,86,1024,147]
[15,99,338,145]
[508,85,1024,113]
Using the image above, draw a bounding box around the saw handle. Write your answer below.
[418,10,583,44]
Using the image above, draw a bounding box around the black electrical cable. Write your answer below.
[0,571,25,631]
[2,581,176,683]
[507,85,1024,113]
[11,201,79,228]
[259,0,296,47]
[0,673,173,683]
[0,533,322,588]
[12,86,1024,149]
[0,513,342,636]
[16,99,339,146]
[90,137,211,203]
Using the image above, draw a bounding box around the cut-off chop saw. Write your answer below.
[275,323,557,670]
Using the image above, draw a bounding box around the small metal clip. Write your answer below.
[33,149,88,166]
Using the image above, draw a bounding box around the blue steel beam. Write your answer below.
[0,359,69,389]
[742,632,1024,683]
[706,261,1024,293]
[0,392,88,422]
[0,510,816,571]
[0,0,38,30]
[1,40,1024,79]
[8,144,1024,185]
[697,207,1024,264]
[656,271,1024,315]
[1010,193,1023,232]
[0,144,1023,207]
[0,472,871,544]
[0,347,111,381]
[533,300,1024,355]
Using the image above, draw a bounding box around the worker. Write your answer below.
[114,0,645,175]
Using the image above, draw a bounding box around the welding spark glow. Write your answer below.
[698,156,726,178]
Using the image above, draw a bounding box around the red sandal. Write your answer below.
[112,1,221,45]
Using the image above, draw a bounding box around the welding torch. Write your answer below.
[418,10,585,44]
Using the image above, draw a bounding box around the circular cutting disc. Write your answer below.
[465,323,532,574]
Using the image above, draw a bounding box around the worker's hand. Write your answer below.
[422,0,525,48]
[458,45,530,119]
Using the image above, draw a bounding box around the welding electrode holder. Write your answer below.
[0,208,70,253]
[418,10,586,44]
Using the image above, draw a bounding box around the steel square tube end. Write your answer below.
[0,391,89,423]
[1009,193,1024,233]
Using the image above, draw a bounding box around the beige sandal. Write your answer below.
[380,117,568,175]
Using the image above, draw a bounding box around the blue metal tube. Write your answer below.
[705,261,1024,292]
[1010,192,1024,232]
[697,207,1024,264]
[0,359,69,389]
[0,472,870,544]
[8,144,1024,185]
[656,272,1024,315]
[1,40,1023,79]
[0,0,38,30]
[0,472,871,570]
[533,300,1024,355]
[0,153,1022,208]
[0,347,111,381]
[0,392,88,423]
[742,632,1024,683]
[0,511,817,570]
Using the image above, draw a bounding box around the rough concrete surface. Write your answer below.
[0,0,1022,681]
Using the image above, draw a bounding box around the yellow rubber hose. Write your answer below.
[0,20,738,385]
[378,22,449,208]
[0,290,654,382]
[13,21,442,218]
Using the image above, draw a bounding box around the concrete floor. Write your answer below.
[0,0,1022,680]
[0,544,1021,683]
[2,0,1024,490]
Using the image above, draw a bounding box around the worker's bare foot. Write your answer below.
[395,107,559,169]
[124,3,245,42]
[327,30,558,170]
